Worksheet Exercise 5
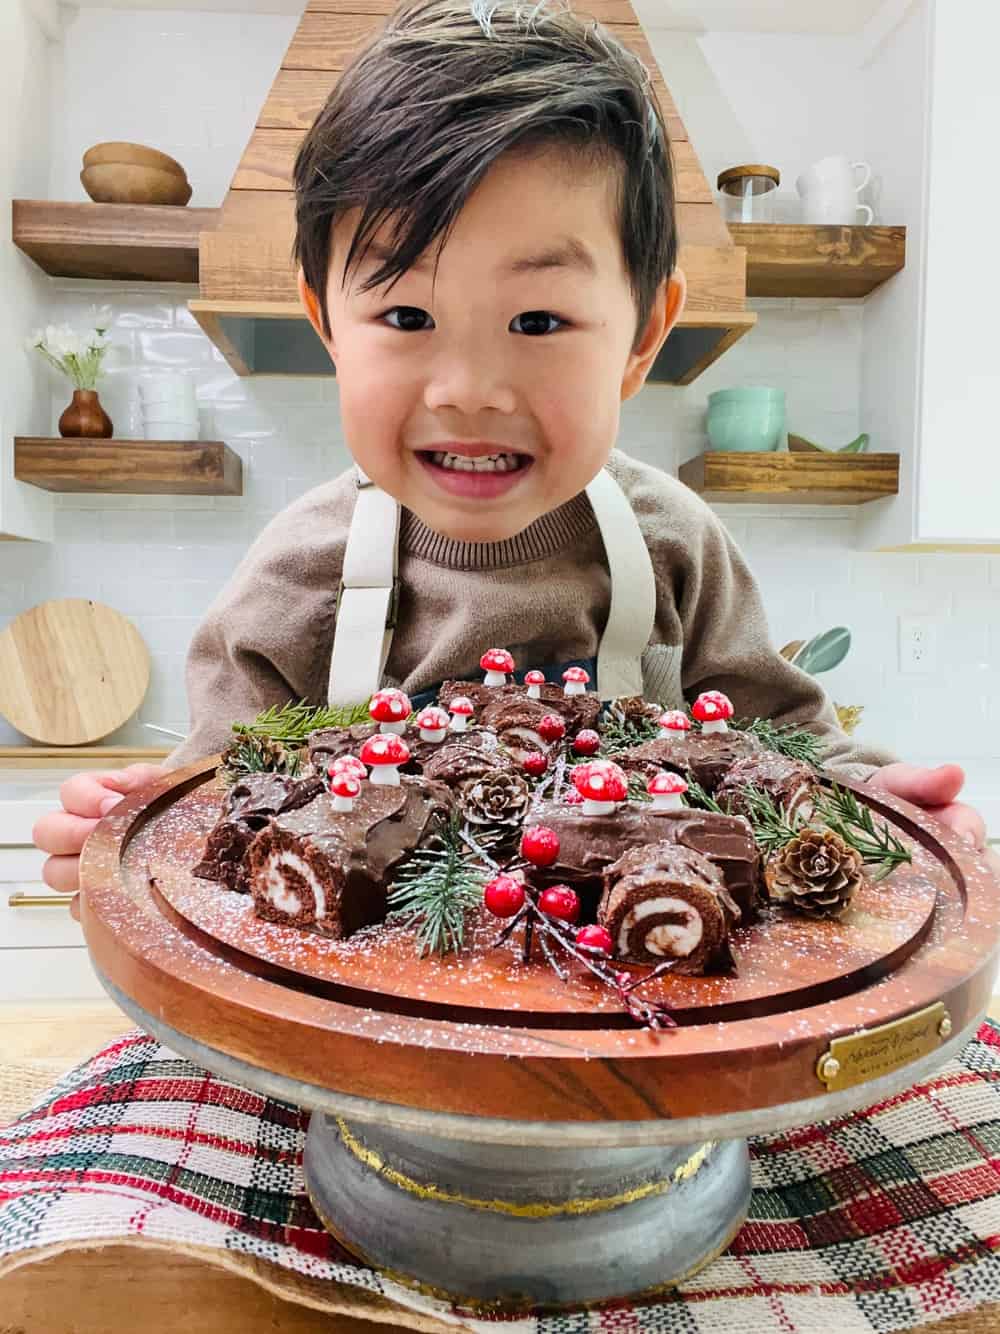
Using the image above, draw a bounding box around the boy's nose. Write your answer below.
[422,354,518,417]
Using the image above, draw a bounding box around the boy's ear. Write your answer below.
[620,269,687,401]
[297,267,335,357]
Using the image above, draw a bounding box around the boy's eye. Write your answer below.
[379,308,566,335]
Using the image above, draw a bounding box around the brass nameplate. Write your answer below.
[816,1002,950,1093]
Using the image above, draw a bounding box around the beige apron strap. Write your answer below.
[586,468,657,701]
[327,467,401,707]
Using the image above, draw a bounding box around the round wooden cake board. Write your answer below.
[80,760,1000,1309]
[0,597,150,745]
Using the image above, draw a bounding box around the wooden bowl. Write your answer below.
[82,141,187,179]
[80,163,192,206]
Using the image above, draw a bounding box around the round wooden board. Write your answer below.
[148,776,939,1026]
[0,598,150,744]
[81,758,1000,1127]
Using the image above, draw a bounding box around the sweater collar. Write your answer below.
[399,490,598,569]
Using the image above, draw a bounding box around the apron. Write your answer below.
[326,465,667,709]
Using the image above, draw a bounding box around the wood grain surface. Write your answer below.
[679,451,901,505]
[0,599,150,746]
[78,759,1000,1125]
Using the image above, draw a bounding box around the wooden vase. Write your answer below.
[59,388,113,439]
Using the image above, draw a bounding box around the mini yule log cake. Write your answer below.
[248,773,452,938]
[193,658,913,1026]
[597,842,740,972]
[192,770,324,892]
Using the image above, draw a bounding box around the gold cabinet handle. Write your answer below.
[7,892,74,908]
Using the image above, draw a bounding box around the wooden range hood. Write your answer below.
[190,0,754,384]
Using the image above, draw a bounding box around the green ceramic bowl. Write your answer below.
[707,387,786,453]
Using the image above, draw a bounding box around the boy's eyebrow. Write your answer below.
[361,237,598,279]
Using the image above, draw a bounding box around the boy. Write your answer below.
[35,0,984,896]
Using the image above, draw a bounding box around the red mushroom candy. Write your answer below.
[328,770,361,813]
[327,755,367,782]
[359,733,411,786]
[571,759,628,816]
[657,709,692,741]
[524,669,546,700]
[480,648,515,688]
[647,770,688,813]
[448,695,475,734]
[369,687,412,735]
[692,690,734,735]
[415,705,450,744]
[562,665,590,697]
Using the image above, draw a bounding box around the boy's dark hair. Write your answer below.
[293,0,676,351]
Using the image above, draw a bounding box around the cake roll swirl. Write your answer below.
[598,842,740,974]
[193,770,324,892]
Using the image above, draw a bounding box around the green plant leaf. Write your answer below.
[838,433,870,454]
[792,627,851,676]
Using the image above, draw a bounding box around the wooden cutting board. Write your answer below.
[0,598,151,745]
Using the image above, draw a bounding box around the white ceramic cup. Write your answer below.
[796,155,874,225]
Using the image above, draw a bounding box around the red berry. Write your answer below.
[520,825,561,867]
[522,751,548,778]
[572,729,600,756]
[537,714,566,743]
[483,874,526,918]
[575,924,613,955]
[538,885,580,923]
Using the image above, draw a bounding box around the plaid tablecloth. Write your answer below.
[1,1023,999,1333]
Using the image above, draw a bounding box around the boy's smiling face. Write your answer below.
[300,147,685,543]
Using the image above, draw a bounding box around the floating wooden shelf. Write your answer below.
[12,200,220,283]
[729,224,906,298]
[0,745,170,769]
[678,451,900,505]
[14,439,242,496]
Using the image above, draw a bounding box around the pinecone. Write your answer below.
[764,827,864,919]
[458,769,531,831]
[220,734,303,784]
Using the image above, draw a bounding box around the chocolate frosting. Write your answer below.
[437,679,600,735]
[422,739,509,787]
[617,729,763,792]
[248,775,453,937]
[598,841,738,973]
[307,722,378,769]
[530,799,761,920]
[715,752,816,821]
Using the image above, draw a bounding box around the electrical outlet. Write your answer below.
[898,616,938,675]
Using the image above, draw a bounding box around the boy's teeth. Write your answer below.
[433,451,520,473]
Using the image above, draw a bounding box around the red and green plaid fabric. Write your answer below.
[1,1022,999,1333]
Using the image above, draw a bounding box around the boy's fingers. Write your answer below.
[42,854,83,895]
[33,811,100,856]
[58,765,164,820]
[925,802,987,850]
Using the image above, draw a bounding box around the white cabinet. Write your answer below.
[860,0,1000,549]
[0,774,104,1001]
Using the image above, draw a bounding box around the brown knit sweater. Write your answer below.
[165,449,896,779]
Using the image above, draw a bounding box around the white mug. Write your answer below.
[796,155,874,225]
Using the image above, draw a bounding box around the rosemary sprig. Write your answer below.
[232,699,373,745]
[386,817,490,956]
[734,784,806,857]
[731,717,824,769]
[683,777,726,816]
[598,713,661,756]
[813,785,913,881]
[627,771,653,803]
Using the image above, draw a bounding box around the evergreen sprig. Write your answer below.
[734,784,806,857]
[683,777,727,816]
[386,817,490,957]
[731,717,824,769]
[220,734,303,785]
[231,699,373,745]
[813,785,912,881]
[598,713,661,756]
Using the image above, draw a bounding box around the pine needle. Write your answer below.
[732,717,824,769]
[814,785,912,881]
[232,699,373,745]
[386,817,490,956]
[598,713,661,756]
[684,777,726,816]
[732,784,805,856]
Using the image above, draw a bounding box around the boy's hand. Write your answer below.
[33,764,167,917]
[869,762,987,850]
